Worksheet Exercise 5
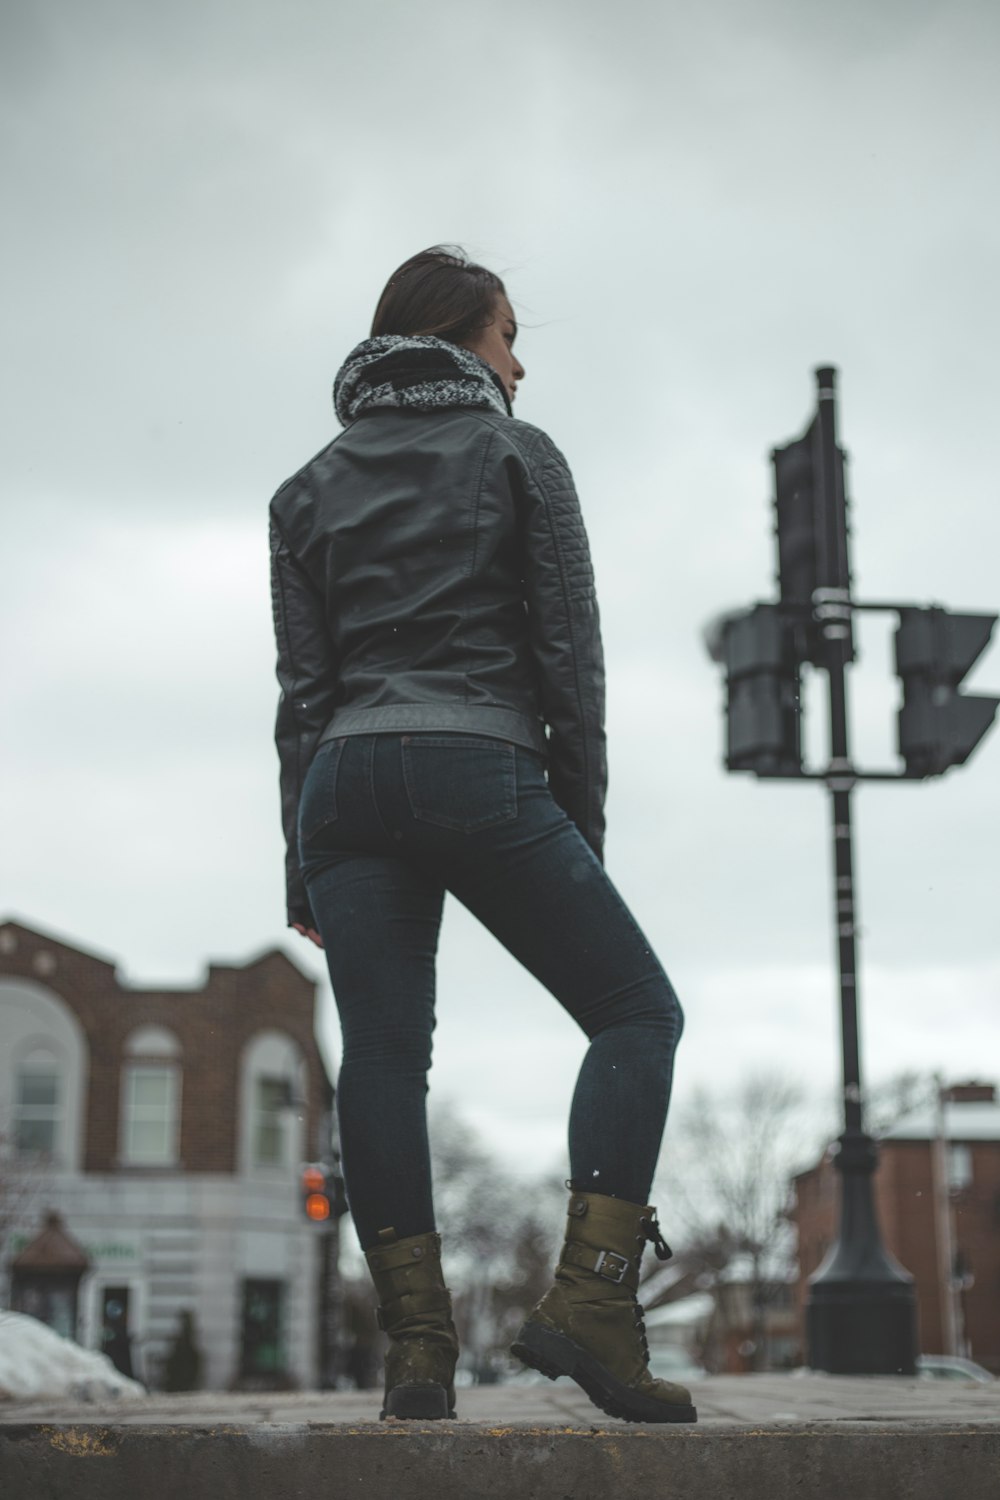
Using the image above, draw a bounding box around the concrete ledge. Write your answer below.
[2,1420,998,1500]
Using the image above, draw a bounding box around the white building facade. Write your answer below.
[0,919,341,1391]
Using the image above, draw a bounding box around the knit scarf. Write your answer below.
[333,334,512,426]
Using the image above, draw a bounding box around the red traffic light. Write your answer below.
[301,1164,331,1222]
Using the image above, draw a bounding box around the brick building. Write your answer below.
[0,917,339,1390]
[791,1083,1000,1372]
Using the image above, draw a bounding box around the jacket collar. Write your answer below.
[333,335,512,426]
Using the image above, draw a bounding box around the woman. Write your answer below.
[269,247,694,1425]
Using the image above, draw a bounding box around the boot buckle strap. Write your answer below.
[375,1287,453,1333]
[593,1249,631,1284]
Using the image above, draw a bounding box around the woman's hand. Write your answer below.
[291,922,325,949]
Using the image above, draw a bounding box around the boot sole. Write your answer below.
[511,1320,697,1425]
[381,1383,455,1420]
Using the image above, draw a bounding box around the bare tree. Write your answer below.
[339,1101,565,1384]
[428,1099,563,1379]
[863,1069,936,1137]
[0,1121,51,1304]
[654,1071,815,1370]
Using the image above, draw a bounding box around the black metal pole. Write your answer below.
[319,1217,340,1389]
[831,788,861,1135]
[805,367,918,1373]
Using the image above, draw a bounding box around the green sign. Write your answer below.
[5,1235,139,1261]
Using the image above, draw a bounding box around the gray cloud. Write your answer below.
[3,0,998,1180]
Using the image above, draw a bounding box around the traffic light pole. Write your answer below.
[805,372,917,1374]
[815,368,863,1141]
[708,364,997,1373]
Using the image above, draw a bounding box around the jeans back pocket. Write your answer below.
[298,738,347,846]
[401,735,517,833]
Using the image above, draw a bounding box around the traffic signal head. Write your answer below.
[720,605,804,777]
[772,426,818,611]
[771,384,854,666]
[895,607,998,775]
[301,1164,331,1222]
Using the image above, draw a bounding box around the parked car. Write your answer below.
[916,1355,995,1384]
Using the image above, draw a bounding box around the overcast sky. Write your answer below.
[3,0,998,1243]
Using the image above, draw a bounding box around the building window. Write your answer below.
[948,1144,973,1191]
[121,1026,182,1166]
[254,1077,290,1167]
[14,1051,61,1156]
[240,1031,308,1176]
[123,1066,179,1163]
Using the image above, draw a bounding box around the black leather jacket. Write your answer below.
[270,405,607,925]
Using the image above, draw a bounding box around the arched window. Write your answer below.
[14,1048,62,1157]
[120,1025,182,1166]
[0,978,87,1172]
[254,1077,291,1167]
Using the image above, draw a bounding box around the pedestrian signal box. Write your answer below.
[895,607,999,776]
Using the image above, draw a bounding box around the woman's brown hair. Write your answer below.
[371,245,506,342]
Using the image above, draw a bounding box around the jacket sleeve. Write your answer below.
[517,430,608,862]
[269,504,340,926]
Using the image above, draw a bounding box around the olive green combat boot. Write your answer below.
[510,1188,697,1424]
[365,1227,459,1419]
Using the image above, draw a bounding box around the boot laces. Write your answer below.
[640,1210,672,1262]
[632,1297,651,1363]
[633,1212,672,1365]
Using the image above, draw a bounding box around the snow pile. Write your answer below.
[0,1313,146,1402]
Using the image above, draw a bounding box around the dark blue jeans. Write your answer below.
[298,732,684,1251]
